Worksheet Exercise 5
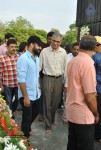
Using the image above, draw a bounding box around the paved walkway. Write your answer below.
[16,108,101,150]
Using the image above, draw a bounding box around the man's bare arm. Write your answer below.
[85,93,99,124]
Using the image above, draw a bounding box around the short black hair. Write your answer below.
[27,36,42,46]
[65,45,72,53]
[7,39,17,46]
[80,35,97,51]
[72,42,79,48]
[5,33,14,40]
[19,42,27,52]
[47,31,54,38]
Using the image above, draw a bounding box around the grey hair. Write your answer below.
[52,32,63,40]
[80,35,97,51]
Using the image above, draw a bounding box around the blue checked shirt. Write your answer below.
[17,50,40,101]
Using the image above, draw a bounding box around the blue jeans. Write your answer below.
[4,85,18,112]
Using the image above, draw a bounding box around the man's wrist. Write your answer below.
[24,95,29,99]
[94,112,99,117]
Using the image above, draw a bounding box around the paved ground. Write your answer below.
[15,108,101,150]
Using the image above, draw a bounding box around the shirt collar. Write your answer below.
[26,50,38,61]
[49,46,62,52]
[26,50,33,58]
[6,51,18,57]
[78,52,91,57]
[78,52,94,64]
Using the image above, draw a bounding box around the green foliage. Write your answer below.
[35,29,47,43]
[62,23,78,47]
[7,16,33,29]
[0,16,47,45]
[0,144,3,150]
[51,28,59,33]
[0,21,5,41]
[0,17,78,48]
[0,126,6,136]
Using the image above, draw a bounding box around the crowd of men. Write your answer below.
[0,32,101,150]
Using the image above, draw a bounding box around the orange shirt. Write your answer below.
[66,52,96,124]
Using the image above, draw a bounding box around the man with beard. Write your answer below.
[17,36,42,138]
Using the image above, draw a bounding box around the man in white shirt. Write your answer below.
[40,32,67,134]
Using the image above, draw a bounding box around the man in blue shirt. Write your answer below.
[92,36,101,142]
[17,36,42,138]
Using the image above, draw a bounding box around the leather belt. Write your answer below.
[44,74,62,78]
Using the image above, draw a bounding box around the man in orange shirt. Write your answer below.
[66,35,99,150]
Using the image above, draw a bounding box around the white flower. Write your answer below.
[4,143,19,150]
[4,136,10,145]
[0,137,5,143]
[80,26,90,39]
[18,140,27,150]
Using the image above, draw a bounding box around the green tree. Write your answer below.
[7,16,33,29]
[35,29,47,43]
[51,28,59,33]
[0,21,6,40]
[3,16,47,45]
[62,23,78,47]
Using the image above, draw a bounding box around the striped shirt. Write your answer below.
[0,52,19,88]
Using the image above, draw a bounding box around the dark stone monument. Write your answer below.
[76,0,101,36]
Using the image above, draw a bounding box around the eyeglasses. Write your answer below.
[52,40,61,44]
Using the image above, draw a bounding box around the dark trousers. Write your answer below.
[39,78,44,115]
[67,122,94,150]
[43,75,63,129]
[95,92,101,140]
[20,97,40,138]
[4,85,18,112]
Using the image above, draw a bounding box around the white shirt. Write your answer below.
[64,53,74,87]
[39,46,67,77]
[67,53,74,63]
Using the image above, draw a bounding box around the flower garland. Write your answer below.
[0,95,35,150]
[80,25,90,40]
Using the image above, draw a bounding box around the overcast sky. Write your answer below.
[0,0,77,34]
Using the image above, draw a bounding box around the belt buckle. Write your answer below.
[55,75,59,78]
